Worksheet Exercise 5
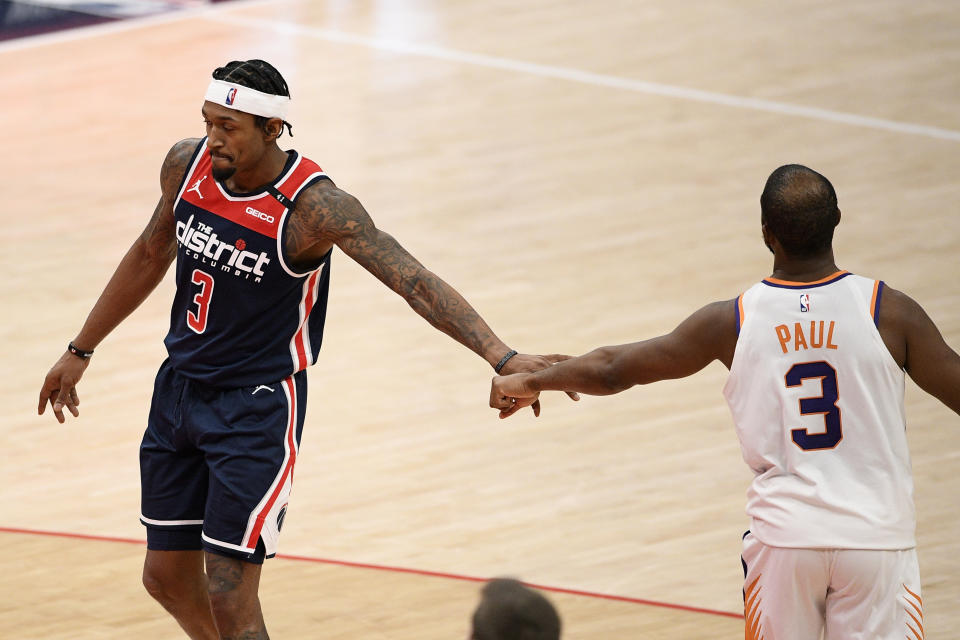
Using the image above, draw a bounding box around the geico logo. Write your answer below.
[245,207,275,223]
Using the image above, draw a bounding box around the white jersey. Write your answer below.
[722,271,914,549]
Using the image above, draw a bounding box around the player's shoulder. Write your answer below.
[679,298,739,342]
[298,173,341,198]
[877,284,926,327]
[164,137,203,167]
[159,138,203,194]
[293,177,363,217]
[698,298,739,324]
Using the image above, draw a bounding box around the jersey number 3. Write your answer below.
[785,361,842,451]
[187,269,215,334]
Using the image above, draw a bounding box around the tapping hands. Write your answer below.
[491,354,578,418]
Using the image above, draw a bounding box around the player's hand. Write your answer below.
[490,373,540,419]
[494,353,580,418]
[38,351,91,423]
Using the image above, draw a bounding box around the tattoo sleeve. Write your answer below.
[141,138,197,265]
[286,185,508,365]
[206,554,244,594]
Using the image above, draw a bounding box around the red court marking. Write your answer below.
[0,525,743,620]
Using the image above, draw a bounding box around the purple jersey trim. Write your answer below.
[872,281,885,328]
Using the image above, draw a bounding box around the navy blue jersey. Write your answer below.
[164,138,331,387]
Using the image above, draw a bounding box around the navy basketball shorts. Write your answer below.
[139,359,307,563]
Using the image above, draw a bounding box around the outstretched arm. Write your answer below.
[285,183,567,412]
[490,299,738,418]
[879,286,960,415]
[37,138,197,423]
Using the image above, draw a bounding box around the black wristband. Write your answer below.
[68,341,94,359]
[494,349,518,373]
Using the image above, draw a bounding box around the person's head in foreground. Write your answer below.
[470,578,561,640]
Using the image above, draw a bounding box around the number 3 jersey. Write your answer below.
[722,271,914,550]
[164,138,332,388]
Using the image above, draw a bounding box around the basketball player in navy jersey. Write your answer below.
[490,165,960,639]
[37,59,571,639]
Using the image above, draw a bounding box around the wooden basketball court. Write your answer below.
[2,1,958,637]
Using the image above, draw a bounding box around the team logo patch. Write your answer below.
[187,175,207,199]
[800,293,811,312]
[225,87,237,105]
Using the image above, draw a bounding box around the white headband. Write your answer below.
[204,79,291,120]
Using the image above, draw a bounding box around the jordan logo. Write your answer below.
[188,176,207,199]
[252,385,275,395]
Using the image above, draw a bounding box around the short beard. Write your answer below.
[212,166,236,181]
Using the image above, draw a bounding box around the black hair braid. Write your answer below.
[211,59,293,137]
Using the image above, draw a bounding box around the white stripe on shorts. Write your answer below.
[140,514,203,526]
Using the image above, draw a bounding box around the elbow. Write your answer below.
[403,273,430,315]
[402,270,440,318]
[139,238,176,273]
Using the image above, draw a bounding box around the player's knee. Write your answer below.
[142,564,178,606]
[207,574,254,615]
[142,556,200,608]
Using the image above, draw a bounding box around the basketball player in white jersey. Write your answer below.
[489,164,960,639]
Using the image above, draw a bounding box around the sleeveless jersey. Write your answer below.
[722,271,914,549]
[164,138,332,388]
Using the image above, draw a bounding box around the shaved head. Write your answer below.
[760,164,840,257]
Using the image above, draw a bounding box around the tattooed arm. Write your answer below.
[285,181,561,385]
[38,138,195,423]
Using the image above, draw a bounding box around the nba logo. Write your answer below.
[800,294,810,312]
[225,87,237,105]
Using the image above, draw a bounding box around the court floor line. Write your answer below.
[3,1,956,144]
[0,525,743,620]
[205,13,960,144]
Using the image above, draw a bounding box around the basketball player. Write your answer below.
[470,578,561,640]
[36,59,567,639]
[490,165,960,639]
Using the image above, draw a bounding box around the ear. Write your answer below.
[835,208,841,227]
[263,117,283,142]
[761,223,776,255]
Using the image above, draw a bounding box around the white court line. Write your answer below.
[0,0,291,54]
[206,13,960,144]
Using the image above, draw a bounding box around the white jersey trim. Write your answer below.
[140,515,203,526]
[288,266,325,371]
[274,170,330,278]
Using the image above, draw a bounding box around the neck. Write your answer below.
[225,145,288,193]
[769,249,840,282]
